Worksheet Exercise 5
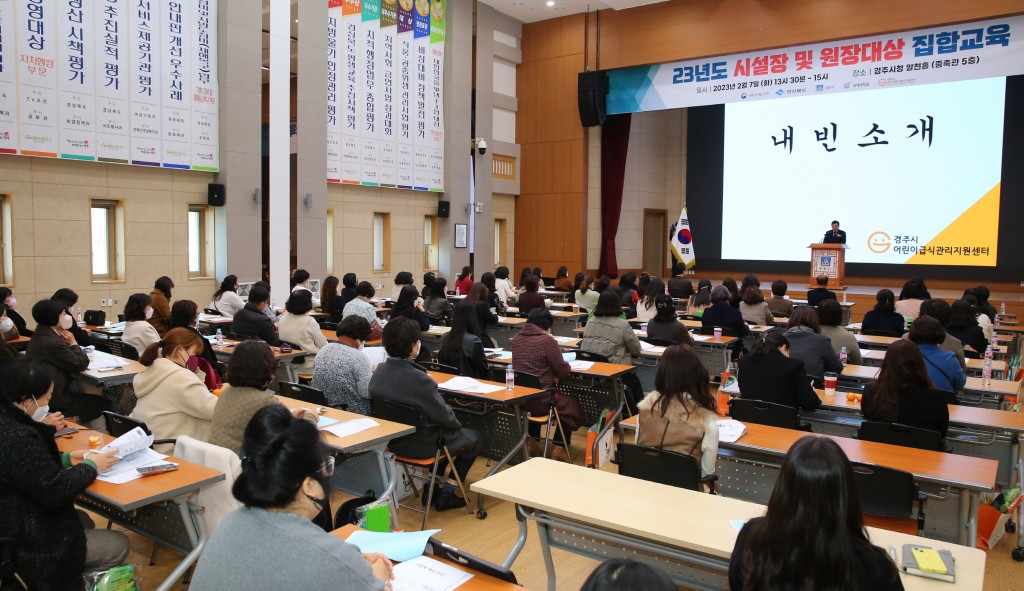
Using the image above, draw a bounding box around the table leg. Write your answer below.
[535,514,558,591]
[502,505,532,568]
[154,500,209,591]
[959,488,980,548]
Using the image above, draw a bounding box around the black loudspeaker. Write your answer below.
[208,183,226,206]
[438,200,450,218]
[578,71,609,127]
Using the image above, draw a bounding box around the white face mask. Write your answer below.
[0,317,13,333]
[358,340,365,351]
[59,314,74,330]
[145,307,154,320]
[5,296,15,308]
[28,397,49,422]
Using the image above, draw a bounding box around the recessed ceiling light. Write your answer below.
[546,1,555,6]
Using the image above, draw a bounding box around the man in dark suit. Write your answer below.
[822,220,846,244]
[229,284,282,346]
[806,274,837,307]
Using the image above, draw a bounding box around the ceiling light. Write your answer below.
[546,1,554,6]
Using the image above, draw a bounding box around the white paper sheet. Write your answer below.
[552,336,577,343]
[439,377,504,394]
[87,351,130,371]
[638,340,656,351]
[99,427,154,458]
[716,419,747,443]
[323,418,380,439]
[691,334,711,341]
[361,346,389,368]
[391,556,474,591]
[569,360,594,371]
[95,448,170,484]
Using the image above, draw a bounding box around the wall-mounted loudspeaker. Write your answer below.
[208,183,226,206]
[438,200,451,218]
[578,71,609,127]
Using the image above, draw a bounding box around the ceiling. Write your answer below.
[478,0,669,24]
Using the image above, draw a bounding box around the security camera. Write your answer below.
[475,138,487,155]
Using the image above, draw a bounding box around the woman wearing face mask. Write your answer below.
[169,299,225,380]
[1,302,19,343]
[0,358,130,591]
[27,299,109,423]
[311,315,374,413]
[190,405,393,590]
[0,287,31,336]
[120,293,160,356]
[209,341,317,455]
[130,328,218,454]
[148,276,175,336]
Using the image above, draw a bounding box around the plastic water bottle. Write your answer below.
[993,332,999,349]
[995,314,1002,329]
[839,346,848,366]
[842,291,847,304]
[505,364,515,391]
[1002,302,1007,315]
[985,345,993,361]
[75,306,83,322]
[983,360,992,387]
[215,328,224,346]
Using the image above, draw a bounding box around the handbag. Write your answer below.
[83,309,106,326]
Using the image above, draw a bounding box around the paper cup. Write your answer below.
[713,326,723,339]
[824,372,838,395]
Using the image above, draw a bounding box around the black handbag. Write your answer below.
[83,310,106,326]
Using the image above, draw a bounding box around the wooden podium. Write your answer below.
[808,243,848,289]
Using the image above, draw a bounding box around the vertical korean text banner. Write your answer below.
[0,0,219,171]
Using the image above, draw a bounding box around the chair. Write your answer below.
[698,326,738,337]
[106,339,140,361]
[102,411,177,446]
[417,360,460,375]
[862,329,902,337]
[575,350,609,363]
[277,381,328,406]
[0,537,26,589]
[617,443,718,493]
[679,314,701,321]
[853,463,927,536]
[319,321,338,331]
[425,537,518,584]
[642,337,678,347]
[856,421,944,452]
[728,399,812,432]
[222,331,257,342]
[372,399,479,529]
[517,371,572,462]
[203,308,223,316]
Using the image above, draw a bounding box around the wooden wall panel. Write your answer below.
[595,0,1024,70]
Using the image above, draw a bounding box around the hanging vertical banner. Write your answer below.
[326,0,342,182]
[359,0,380,185]
[160,0,190,169]
[395,0,414,189]
[340,0,361,184]
[0,1,16,154]
[57,0,95,161]
[427,0,444,191]
[378,0,397,187]
[17,0,59,157]
[95,0,130,164]
[190,0,218,171]
[129,1,161,166]
[411,0,429,190]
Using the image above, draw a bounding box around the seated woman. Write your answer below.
[389,284,431,331]
[700,286,751,352]
[636,277,665,323]
[420,272,435,299]
[209,341,317,455]
[861,289,906,335]
[311,316,375,414]
[636,344,719,478]
[342,281,384,341]
[767,279,794,319]
[436,302,489,379]
[739,285,775,326]
[0,305,18,362]
[190,405,392,590]
[0,358,129,590]
[583,291,643,365]
[552,266,573,292]
[817,299,863,365]
[963,292,993,342]
[645,295,694,345]
[320,276,344,323]
[908,315,966,396]
[618,272,640,317]
[481,272,506,316]
[391,270,414,302]
[783,306,843,384]
[121,292,160,356]
[722,277,742,308]
[511,309,583,462]
[574,275,599,315]
[494,266,518,307]
[862,340,949,438]
[895,276,930,320]
[516,274,546,315]
[169,299,225,380]
[210,274,246,318]
[279,289,329,368]
[368,317,482,511]
[423,277,453,325]
[148,276,175,336]
[738,332,821,411]
[686,279,713,317]
[729,436,902,591]
[131,328,219,453]
[340,272,360,308]
[946,299,988,356]
[464,283,499,348]
[0,287,32,336]
[454,266,475,296]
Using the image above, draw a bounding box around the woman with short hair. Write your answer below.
[908,316,966,395]
[279,289,329,365]
[121,292,160,355]
[149,276,175,336]
[816,299,863,365]
[739,285,774,326]
[423,277,453,326]
[738,331,821,411]
[437,302,489,379]
[783,306,842,383]
[645,295,693,345]
[312,316,375,413]
[861,289,906,335]
[946,299,987,356]
[342,282,384,341]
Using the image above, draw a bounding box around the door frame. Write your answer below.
[642,208,669,278]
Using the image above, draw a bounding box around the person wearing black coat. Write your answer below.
[738,332,821,411]
[51,288,93,346]
[368,318,481,510]
[436,303,489,379]
[861,289,906,336]
[229,285,282,346]
[806,275,837,308]
[0,359,129,590]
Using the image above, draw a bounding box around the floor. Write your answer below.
[96,435,1024,590]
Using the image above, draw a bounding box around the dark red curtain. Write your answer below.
[598,113,631,278]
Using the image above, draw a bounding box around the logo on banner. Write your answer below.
[868,232,892,253]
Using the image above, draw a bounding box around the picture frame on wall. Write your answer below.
[455,223,468,248]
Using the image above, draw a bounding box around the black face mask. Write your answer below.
[305,473,331,514]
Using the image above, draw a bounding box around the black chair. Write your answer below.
[963,349,983,360]
[319,321,338,331]
[106,339,140,361]
[102,411,177,446]
[417,361,460,375]
[698,326,738,337]
[575,350,609,363]
[222,332,257,342]
[862,329,902,337]
[372,399,480,529]
[277,381,328,406]
[516,371,572,462]
[853,463,927,536]
[641,337,678,347]
[856,421,944,452]
[0,537,25,589]
[617,443,718,493]
[203,308,223,316]
[425,537,518,584]
[728,399,812,432]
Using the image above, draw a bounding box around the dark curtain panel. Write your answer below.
[598,113,632,278]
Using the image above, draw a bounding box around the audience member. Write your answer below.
[783,306,843,383]
[0,287,31,336]
[51,287,93,346]
[321,275,344,322]
[646,295,693,345]
[667,263,695,299]
[437,302,489,379]
[816,299,862,365]
[390,285,430,331]
[553,266,573,291]
[738,332,821,411]
[121,292,160,356]
[913,298,966,370]
[908,316,966,395]
[517,275,547,315]
[454,266,474,295]
[636,277,665,323]
[701,285,750,341]
[863,340,950,437]
[340,273,359,307]
[947,299,987,356]
[721,277,741,308]
[580,559,675,591]
[974,285,997,323]
[342,281,384,341]
[464,283,499,348]
[861,289,906,336]
[420,272,435,299]
[806,274,837,307]
[687,279,713,317]
[424,277,453,326]
[739,285,774,326]
[494,266,517,306]
[895,276,930,319]
[391,271,414,302]
[312,316,375,413]
[575,275,599,314]
[231,284,282,346]
[148,276,175,335]
[290,269,321,308]
[210,275,246,317]
[279,289,329,365]
[169,299,225,379]
[767,279,794,318]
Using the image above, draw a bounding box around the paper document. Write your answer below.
[439,377,505,394]
[346,529,440,562]
[99,427,154,458]
[317,416,340,429]
[720,381,741,395]
[638,340,656,351]
[691,334,711,342]
[483,348,503,354]
[552,336,577,343]
[87,351,130,371]
[361,346,389,368]
[570,360,594,371]
[392,556,474,591]
[96,448,170,484]
[324,418,380,439]
[633,329,646,335]
[716,419,747,443]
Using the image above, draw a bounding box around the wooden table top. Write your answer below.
[855,334,901,347]
[212,341,307,361]
[841,364,1021,396]
[332,525,530,591]
[497,317,528,326]
[277,396,414,452]
[723,422,998,491]
[427,371,547,405]
[56,429,224,512]
[197,314,233,326]
[85,324,125,336]
[78,357,146,385]
[470,459,985,590]
[505,307,583,319]
[676,319,773,333]
[814,389,1024,433]
[8,334,30,348]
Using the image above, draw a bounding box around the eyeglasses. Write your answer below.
[319,455,336,477]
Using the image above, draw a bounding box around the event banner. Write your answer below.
[607,15,1024,115]
[0,0,219,170]
[328,0,444,192]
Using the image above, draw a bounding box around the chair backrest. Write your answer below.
[963,349,982,360]
[852,462,916,517]
[729,399,802,430]
[857,421,944,452]
[107,339,140,361]
[103,411,152,437]
[172,436,242,532]
[277,381,328,406]
[417,360,460,375]
[699,326,737,337]
[425,537,518,584]
[222,331,255,342]
[642,337,678,347]
[679,314,701,321]
[617,443,701,491]
[372,399,428,445]
[862,329,901,337]
[319,321,338,331]
[575,350,609,363]
[513,370,542,389]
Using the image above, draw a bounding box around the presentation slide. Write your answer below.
[720,77,1006,266]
